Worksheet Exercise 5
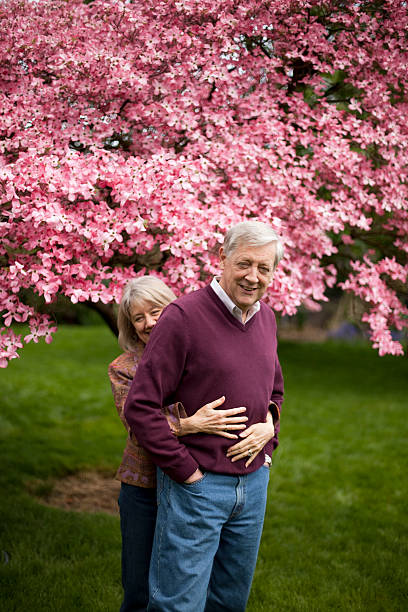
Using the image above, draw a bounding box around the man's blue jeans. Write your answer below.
[118,482,157,612]
[148,467,270,612]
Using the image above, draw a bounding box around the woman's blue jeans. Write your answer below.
[118,482,157,612]
[148,467,270,612]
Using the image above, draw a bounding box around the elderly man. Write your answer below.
[124,220,284,612]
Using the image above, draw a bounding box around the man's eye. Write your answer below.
[237,262,249,269]
[259,267,270,274]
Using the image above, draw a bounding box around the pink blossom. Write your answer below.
[1,0,408,363]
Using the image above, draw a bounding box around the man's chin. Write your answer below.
[235,297,257,311]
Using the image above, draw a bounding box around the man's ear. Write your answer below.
[219,246,226,267]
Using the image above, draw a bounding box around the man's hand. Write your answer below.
[184,468,204,484]
[226,413,275,467]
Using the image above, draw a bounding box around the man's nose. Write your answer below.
[245,266,258,284]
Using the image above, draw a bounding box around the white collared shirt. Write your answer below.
[210,277,260,324]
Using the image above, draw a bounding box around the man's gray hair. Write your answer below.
[223,220,284,268]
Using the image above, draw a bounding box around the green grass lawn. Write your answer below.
[0,326,407,611]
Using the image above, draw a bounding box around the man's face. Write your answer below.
[219,241,277,314]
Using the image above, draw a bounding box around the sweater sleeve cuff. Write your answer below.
[269,401,281,422]
[164,457,200,484]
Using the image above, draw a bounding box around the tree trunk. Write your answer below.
[86,301,118,336]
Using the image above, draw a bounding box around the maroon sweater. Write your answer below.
[124,285,284,483]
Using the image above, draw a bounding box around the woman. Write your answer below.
[109,276,275,612]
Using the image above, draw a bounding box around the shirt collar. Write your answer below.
[210,277,260,324]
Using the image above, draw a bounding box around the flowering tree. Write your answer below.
[1,0,407,365]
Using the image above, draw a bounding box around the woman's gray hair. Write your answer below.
[223,220,284,268]
[117,276,177,352]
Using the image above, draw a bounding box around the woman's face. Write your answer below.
[130,301,163,346]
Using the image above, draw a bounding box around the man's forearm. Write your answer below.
[123,307,200,483]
